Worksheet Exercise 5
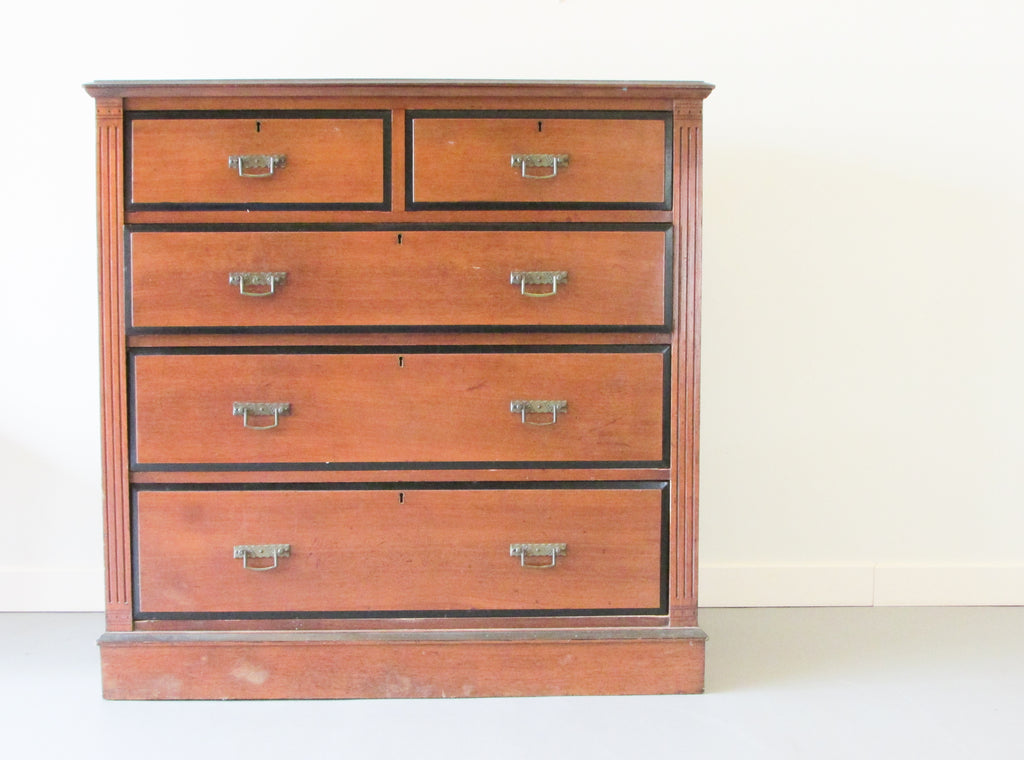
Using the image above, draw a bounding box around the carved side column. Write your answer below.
[669,99,704,625]
[95,98,132,631]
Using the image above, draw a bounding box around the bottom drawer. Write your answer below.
[134,485,667,617]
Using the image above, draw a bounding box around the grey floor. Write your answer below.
[3,607,1022,758]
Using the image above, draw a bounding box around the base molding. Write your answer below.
[99,627,706,699]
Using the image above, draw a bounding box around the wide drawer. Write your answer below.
[127,112,389,209]
[131,348,668,468]
[127,227,671,331]
[408,112,670,208]
[133,485,667,615]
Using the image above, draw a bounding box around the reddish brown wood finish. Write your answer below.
[135,487,664,613]
[128,229,669,329]
[410,116,667,205]
[100,632,705,699]
[96,98,133,631]
[89,80,711,699]
[670,103,704,623]
[131,350,666,465]
[129,117,386,205]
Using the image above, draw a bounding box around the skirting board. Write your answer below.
[699,563,1024,607]
[5,565,1024,611]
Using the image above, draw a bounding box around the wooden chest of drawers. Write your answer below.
[86,79,712,699]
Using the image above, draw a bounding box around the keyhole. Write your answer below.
[255,121,261,133]
[398,356,404,368]
[399,492,405,504]
[537,120,543,132]
[397,233,403,245]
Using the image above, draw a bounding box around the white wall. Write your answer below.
[1,0,1021,610]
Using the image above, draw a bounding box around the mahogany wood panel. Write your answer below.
[134,487,664,614]
[129,116,386,206]
[128,228,669,330]
[100,633,705,698]
[671,113,704,618]
[410,116,667,205]
[131,349,666,466]
[96,99,133,630]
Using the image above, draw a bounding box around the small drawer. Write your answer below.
[130,348,668,469]
[127,227,671,331]
[127,111,389,209]
[408,111,671,209]
[133,485,667,615]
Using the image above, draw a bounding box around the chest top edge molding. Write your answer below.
[84,79,715,101]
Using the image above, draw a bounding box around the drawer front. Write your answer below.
[131,349,667,468]
[134,485,666,615]
[127,112,389,209]
[127,227,670,331]
[408,112,670,208]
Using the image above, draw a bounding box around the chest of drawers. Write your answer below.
[86,79,712,699]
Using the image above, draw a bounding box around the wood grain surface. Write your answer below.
[100,633,705,698]
[131,349,667,466]
[134,486,665,613]
[129,117,386,205]
[410,116,667,205]
[128,228,669,329]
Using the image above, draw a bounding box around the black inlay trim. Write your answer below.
[126,222,672,232]
[127,345,671,471]
[133,461,667,472]
[131,344,667,355]
[123,223,673,335]
[135,608,666,621]
[405,110,672,211]
[124,110,391,212]
[131,481,669,620]
[133,480,668,491]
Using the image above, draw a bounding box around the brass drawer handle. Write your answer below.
[510,400,567,426]
[510,543,567,569]
[232,402,291,430]
[228,154,287,178]
[510,270,567,298]
[510,153,569,179]
[233,544,291,571]
[228,271,288,297]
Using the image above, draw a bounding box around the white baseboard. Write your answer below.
[0,568,104,612]
[873,564,1024,606]
[3,564,1023,611]
[700,563,1024,607]
[699,563,876,607]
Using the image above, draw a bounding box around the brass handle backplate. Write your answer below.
[510,270,568,297]
[510,543,567,568]
[232,402,291,430]
[510,153,569,179]
[233,544,291,571]
[510,400,568,426]
[228,154,287,178]
[228,271,288,297]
